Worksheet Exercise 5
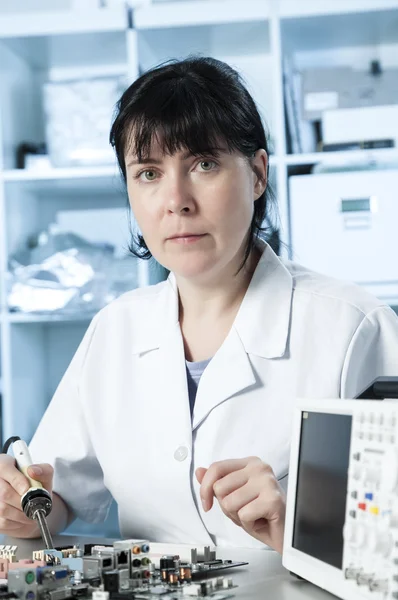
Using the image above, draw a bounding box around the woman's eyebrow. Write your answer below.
[191,148,225,157]
[126,157,162,167]
[126,148,225,168]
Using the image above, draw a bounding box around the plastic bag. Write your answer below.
[8,225,138,314]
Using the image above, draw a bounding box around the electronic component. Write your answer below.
[283,398,398,600]
[2,540,245,599]
[0,546,18,562]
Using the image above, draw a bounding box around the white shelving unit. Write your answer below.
[0,0,398,532]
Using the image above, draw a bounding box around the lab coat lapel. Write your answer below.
[192,327,256,430]
[159,274,256,431]
[157,278,192,439]
[163,241,293,432]
[191,241,293,430]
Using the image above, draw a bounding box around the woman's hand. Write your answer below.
[196,456,286,553]
[0,454,54,538]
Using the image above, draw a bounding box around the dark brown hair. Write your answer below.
[110,56,279,268]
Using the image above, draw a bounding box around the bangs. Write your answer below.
[118,78,247,165]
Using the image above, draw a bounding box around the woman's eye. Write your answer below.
[198,160,216,171]
[139,170,157,181]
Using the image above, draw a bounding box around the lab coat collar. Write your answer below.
[167,241,293,431]
[132,240,293,360]
[191,325,257,430]
[166,240,293,359]
[233,241,293,359]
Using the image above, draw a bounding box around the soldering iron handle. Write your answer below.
[12,440,44,490]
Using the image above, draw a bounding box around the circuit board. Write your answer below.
[0,541,248,600]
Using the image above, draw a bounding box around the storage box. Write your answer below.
[289,169,398,303]
[43,76,126,167]
[322,104,398,146]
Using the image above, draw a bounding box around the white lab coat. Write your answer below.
[29,242,398,548]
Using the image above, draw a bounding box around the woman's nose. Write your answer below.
[165,177,195,214]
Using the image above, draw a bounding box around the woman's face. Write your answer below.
[125,138,267,282]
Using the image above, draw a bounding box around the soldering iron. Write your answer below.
[1,436,54,549]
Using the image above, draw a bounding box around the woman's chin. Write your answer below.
[168,257,217,281]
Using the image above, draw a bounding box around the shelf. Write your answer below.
[135,0,398,31]
[0,33,129,75]
[279,0,398,19]
[3,166,125,195]
[281,6,398,52]
[0,6,127,38]
[5,313,95,324]
[134,0,272,29]
[283,148,398,167]
[3,165,119,180]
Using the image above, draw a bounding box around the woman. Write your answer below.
[0,57,397,553]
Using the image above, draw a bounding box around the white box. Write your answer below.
[43,77,125,168]
[322,104,398,146]
[289,169,398,304]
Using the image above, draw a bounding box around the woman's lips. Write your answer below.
[168,234,207,244]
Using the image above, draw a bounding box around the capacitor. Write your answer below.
[179,565,192,582]
[169,572,179,586]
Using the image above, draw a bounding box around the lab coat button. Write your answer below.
[174,446,189,461]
